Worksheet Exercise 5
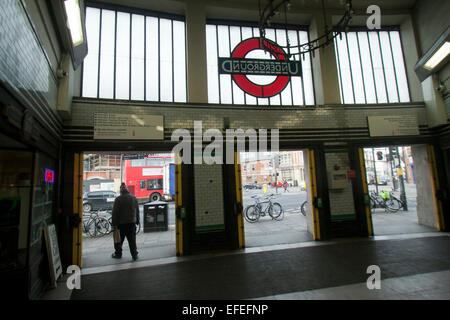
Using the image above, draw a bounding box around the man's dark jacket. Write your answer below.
[112,191,140,226]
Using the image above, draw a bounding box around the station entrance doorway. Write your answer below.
[78,152,176,269]
[362,145,442,236]
[239,150,316,248]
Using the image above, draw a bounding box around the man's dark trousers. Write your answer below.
[114,223,138,257]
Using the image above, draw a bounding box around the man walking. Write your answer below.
[111,183,140,261]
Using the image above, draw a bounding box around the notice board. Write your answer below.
[367,115,419,137]
[44,224,62,288]
[94,113,164,140]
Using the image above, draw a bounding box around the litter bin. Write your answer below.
[143,201,168,232]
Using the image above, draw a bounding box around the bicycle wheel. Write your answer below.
[82,216,91,234]
[94,217,110,237]
[300,201,307,216]
[245,205,260,223]
[85,219,97,237]
[270,202,283,220]
[369,197,376,210]
[385,198,401,212]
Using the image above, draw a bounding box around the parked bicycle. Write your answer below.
[300,200,307,216]
[244,194,284,223]
[369,190,401,213]
[385,191,405,212]
[98,209,141,235]
[82,211,111,237]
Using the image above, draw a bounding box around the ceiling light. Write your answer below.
[423,42,450,70]
[414,27,450,82]
[64,0,84,47]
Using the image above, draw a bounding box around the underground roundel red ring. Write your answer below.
[231,37,290,98]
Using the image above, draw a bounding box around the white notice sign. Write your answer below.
[94,113,164,140]
[367,115,419,137]
[44,224,62,288]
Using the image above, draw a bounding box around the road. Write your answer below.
[136,188,307,227]
[136,183,416,226]
[242,187,307,214]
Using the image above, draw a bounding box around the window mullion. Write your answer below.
[172,19,175,103]
[228,25,234,105]
[388,32,401,103]
[344,32,356,104]
[129,13,132,101]
[216,25,222,104]
[377,31,389,103]
[286,28,294,106]
[158,17,161,102]
[239,26,247,105]
[334,34,344,104]
[97,9,103,99]
[355,32,367,104]
[366,31,379,104]
[298,30,305,105]
[144,15,146,101]
[113,10,117,100]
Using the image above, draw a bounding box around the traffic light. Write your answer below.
[376,151,383,160]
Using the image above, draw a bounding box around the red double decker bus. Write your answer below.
[123,154,174,203]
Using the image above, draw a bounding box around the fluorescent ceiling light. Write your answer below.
[424,41,450,70]
[64,0,84,47]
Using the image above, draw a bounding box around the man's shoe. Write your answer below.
[132,255,138,261]
[111,253,122,259]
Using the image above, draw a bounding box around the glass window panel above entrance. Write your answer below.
[81,6,187,103]
[334,29,411,105]
[206,22,315,106]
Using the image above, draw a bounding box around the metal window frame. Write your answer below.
[113,10,117,99]
[344,32,356,104]
[334,27,410,105]
[228,25,235,105]
[355,32,367,104]
[388,31,401,103]
[286,29,294,105]
[129,13,132,101]
[397,30,411,102]
[208,21,312,106]
[376,31,390,103]
[334,34,344,104]
[300,30,309,105]
[366,31,379,104]
[306,30,316,106]
[82,3,187,103]
[96,8,103,99]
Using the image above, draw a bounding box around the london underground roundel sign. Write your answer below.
[218,37,302,98]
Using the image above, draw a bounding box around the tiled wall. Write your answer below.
[194,164,225,231]
[68,99,428,134]
[324,151,356,219]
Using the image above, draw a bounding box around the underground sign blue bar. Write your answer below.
[218,57,302,77]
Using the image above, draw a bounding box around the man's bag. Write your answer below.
[113,228,121,244]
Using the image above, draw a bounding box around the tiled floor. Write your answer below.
[41,232,450,300]
[255,270,450,300]
[63,233,450,300]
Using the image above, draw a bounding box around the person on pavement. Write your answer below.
[111,183,140,261]
[283,179,288,192]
